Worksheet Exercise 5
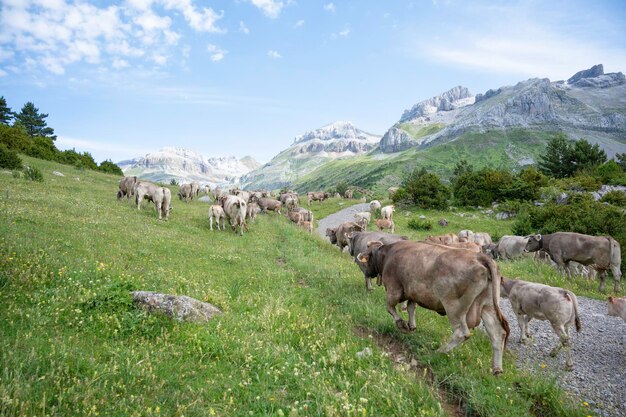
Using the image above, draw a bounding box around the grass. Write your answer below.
[0,156,596,416]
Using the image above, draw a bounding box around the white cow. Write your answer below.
[381,205,395,220]
[208,205,225,230]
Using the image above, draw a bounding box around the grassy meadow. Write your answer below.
[0,157,604,416]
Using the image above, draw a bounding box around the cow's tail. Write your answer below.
[483,257,510,346]
[568,290,582,332]
[608,237,621,276]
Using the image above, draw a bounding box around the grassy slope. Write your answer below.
[0,157,590,417]
[294,129,554,196]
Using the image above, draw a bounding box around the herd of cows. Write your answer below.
[116,176,626,375]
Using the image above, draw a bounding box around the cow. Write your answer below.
[208,205,225,231]
[204,185,211,196]
[307,191,328,205]
[246,202,260,222]
[299,221,313,234]
[178,184,193,202]
[258,197,282,214]
[222,195,247,236]
[190,182,200,197]
[279,192,299,205]
[381,205,395,220]
[234,189,250,203]
[287,209,303,225]
[292,207,314,223]
[153,187,171,220]
[344,189,353,199]
[501,278,581,371]
[284,196,299,210]
[607,296,626,322]
[369,200,382,213]
[525,232,621,292]
[212,187,223,202]
[326,222,363,251]
[134,181,159,210]
[471,232,493,247]
[354,212,371,228]
[347,231,408,290]
[458,230,474,240]
[375,218,395,234]
[441,241,482,253]
[117,176,137,201]
[483,243,499,259]
[496,235,529,260]
[426,233,459,245]
[356,240,510,375]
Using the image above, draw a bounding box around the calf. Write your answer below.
[501,278,581,371]
[607,296,626,322]
[258,197,282,214]
[287,209,303,225]
[208,205,225,231]
[246,202,260,222]
[375,219,395,234]
[369,200,381,212]
[354,211,371,229]
[299,221,313,234]
[496,235,529,260]
[381,205,395,220]
[326,222,363,251]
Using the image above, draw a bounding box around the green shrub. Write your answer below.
[396,167,449,209]
[334,180,348,197]
[609,174,626,186]
[600,190,626,207]
[0,144,22,170]
[98,160,123,176]
[23,165,43,182]
[595,160,623,183]
[12,170,21,179]
[407,218,432,230]
[554,174,601,192]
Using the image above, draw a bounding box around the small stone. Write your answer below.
[356,347,372,358]
[52,171,65,177]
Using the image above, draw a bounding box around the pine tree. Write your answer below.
[0,96,13,125]
[15,102,56,140]
[538,133,572,178]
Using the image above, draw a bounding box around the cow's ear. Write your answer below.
[608,296,614,303]
[366,240,383,249]
[357,253,368,263]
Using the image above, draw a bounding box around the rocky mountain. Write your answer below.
[118,147,259,187]
[241,121,380,190]
[380,64,626,158]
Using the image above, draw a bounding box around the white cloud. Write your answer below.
[0,68,8,77]
[250,0,284,19]
[112,58,129,69]
[323,3,335,13]
[239,21,250,34]
[294,19,304,28]
[0,0,224,75]
[207,44,227,62]
[267,50,282,59]
[338,28,350,37]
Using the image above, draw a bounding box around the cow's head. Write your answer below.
[326,228,338,244]
[356,241,384,279]
[524,234,542,252]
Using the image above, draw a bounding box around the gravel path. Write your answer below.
[318,203,626,417]
[316,202,370,239]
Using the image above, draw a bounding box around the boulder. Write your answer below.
[132,291,222,322]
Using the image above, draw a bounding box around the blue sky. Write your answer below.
[1,0,625,164]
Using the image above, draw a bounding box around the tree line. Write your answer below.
[0,95,123,175]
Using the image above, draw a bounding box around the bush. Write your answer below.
[396,168,449,209]
[595,160,623,183]
[554,175,601,192]
[407,218,432,231]
[23,165,43,182]
[334,180,348,197]
[98,160,123,176]
[600,191,626,207]
[0,144,22,170]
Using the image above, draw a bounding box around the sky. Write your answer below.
[1,0,626,164]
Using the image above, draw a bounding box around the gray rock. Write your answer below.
[438,219,448,227]
[495,212,514,220]
[132,291,222,322]
[556,192,569,205]
[571,72,625,89]
[567,64,604,84]
[356,347,372,358]
[198,196,212,203]
[379,127,416,153]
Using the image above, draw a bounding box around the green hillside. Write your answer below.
[0,157,589,416]
[295,129,554,195]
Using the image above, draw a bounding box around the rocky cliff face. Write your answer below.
[241,121,380,190]
[118,147,259,186]
[379,65,626,156]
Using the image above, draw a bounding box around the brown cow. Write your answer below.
[525,233,621,292]
[117,176,137,201]
[246,202,260,222]
[178,184,193,202]
[607,296,626,322]
[375,218,395,234]
[326,221,363,251]
[222,195,247,236]
[426,233,459,245]
[258,197,282,214]
[307,191,328,205]
[356,240,510,374]
[501,278,581,371]
[287,209,303,225]
[299,221,313,234]
[344,189,353,199]
[208,205,225,230]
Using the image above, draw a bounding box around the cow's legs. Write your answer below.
[516,312,532,343]
[481,305,506,375]
[386,288,409,332]
[209,216,213,231]
[156,201,162,220]
[406,301,417,331]
[598,270,607,292]
[439,301,471,353]
[611,265,621,292]
[550,323,573,371]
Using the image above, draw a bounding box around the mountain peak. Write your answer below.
[567,64,604,84]
[292,121,378,144]
[399,86,474,123]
